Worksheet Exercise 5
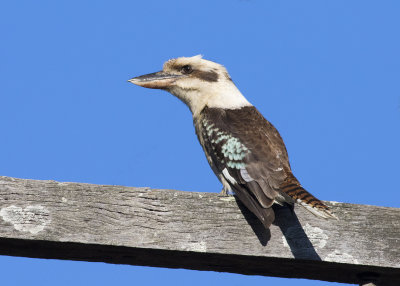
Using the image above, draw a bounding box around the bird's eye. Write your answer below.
[181,65,193,74]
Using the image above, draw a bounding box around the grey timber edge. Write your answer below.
[0,176,399,285]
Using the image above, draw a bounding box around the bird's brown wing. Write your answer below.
[225,106,291,199]
[195,106,290,228]
[196,106,337,226]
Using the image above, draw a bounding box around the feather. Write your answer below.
[194,105,338,228]
[280,175,338,220]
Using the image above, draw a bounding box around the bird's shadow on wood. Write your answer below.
[235,197,321,260]
[272,204,322,260]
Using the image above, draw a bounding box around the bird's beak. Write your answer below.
[128,71,184,89]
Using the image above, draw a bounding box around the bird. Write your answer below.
[128,55,338,229]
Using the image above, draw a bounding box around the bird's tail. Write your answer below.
[280,176,338,220]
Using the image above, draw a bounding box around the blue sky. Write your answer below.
[1,1,399,285]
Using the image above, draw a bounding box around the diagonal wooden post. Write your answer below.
[0,176,399,285]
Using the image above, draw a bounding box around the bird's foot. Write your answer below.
[218,188,232,197]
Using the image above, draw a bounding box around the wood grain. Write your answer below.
[0,176,399,285]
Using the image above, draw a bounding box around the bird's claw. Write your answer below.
[218,188,231,197]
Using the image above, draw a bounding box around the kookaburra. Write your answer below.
[129,55,337,228]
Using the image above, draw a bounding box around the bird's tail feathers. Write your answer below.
[281,178,338,220]
[296,196,338,219]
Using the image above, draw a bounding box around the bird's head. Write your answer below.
[129,55,251,116]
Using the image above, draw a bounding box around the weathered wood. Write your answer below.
[0,176,399,285]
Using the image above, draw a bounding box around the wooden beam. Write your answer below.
[0,176,399,285]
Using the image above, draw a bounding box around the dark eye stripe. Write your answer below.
[192,70,219,82]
